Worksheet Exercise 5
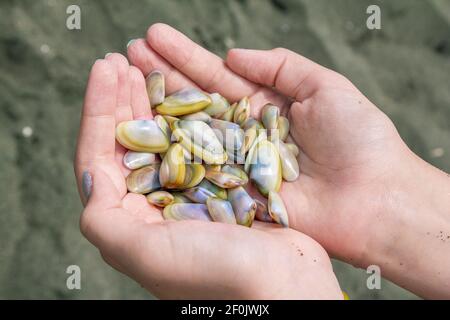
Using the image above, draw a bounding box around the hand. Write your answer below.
[127,24,450,299]
[74,53,342,299]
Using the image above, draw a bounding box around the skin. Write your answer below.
[75,24,450,299]
[74,44,341,299]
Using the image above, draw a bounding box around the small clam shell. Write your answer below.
[205,170,247,188]
[123,151,159,170]
[277,116,290,141]
[156,88,211,116]
[222,165,249,184]
[183,185,217,204]
[178,164,205,189]
[146,191,174,207]
[273,140,299,182]
[233,96,250,126]
[199,179,227,200]
[146,70,165,107]
[171,192,191,203]
[159,143,186,188]
[268,191,289,227]
[154,115,172,140]
[204,93,230,117]
[242,117,263,131]
[261,103,280,131]
[244,130,267,173]
[172,120,227,164]
[254,199,273,223]
[163,203,212,221]
[219,102,237,122]
[206,197,236,224]
[116,120,170,153]
[163,115,180,129]
[228,186,256,227]
[285,143,299,157]
[210,119,244,152]
[241,125,257,155]
[126,164,161,194]
[249,140,282,197]
[180,111,212,123]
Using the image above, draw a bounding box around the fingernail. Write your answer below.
[82,171,92,201]
[105,52,112,58]
[126,39,136,48]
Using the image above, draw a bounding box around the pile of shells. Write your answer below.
[115,70,300,228]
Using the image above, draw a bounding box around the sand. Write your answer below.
[0,0,448,299]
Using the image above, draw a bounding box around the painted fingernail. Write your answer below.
[126,39,136,48]
[105,52,112,58]
[82,171,92,201]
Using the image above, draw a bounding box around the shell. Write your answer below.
[285,143,299,157]
[126,164,161,194]
[206,197,236,224]
[123,151,159,170]
[156,88,211,116]
[277,116,290,141]
[178,164,206,189]
[198,179,227,200]
[180,111,211,123]
[116,120,170,153]
[254,199,273,223]
[261,103,280,132]
[159,143,186,188]
[154,115,172,141]
[204,93,230,117]
[219,102,237,122]
[233,97,250,126]
[242,117,263,131]
[172,120,227,164]
[163,203,212,221]
[146,191,174,207]
[210,119,244,152]
[183,185,217,204]
[249,140,282,197]
[221,165,249,184]
[146,70,165,107]
[244,129,267,173]
[241,125,257,155]
[205,170,247,188]
[268,191,289,227]
[273,139,299,182]
[171,192,191,203]
[228,187,256,227]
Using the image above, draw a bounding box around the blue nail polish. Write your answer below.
[82,171,92,200]
[126,39,136,48]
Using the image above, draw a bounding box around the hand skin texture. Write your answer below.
[75,23,450,299]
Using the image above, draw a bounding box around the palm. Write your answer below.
[126,24,405,264]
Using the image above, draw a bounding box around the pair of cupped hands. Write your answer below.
[74,24,429,299]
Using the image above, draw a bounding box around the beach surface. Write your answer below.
[0,0,449,299]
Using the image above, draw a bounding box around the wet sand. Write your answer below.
[0,0,448,299]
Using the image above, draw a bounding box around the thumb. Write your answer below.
[226,48,325,101]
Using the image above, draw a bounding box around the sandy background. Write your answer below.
[0,0,449,299]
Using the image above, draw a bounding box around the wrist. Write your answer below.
[358,150,450,298]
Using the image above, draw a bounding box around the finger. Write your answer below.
[75,59,118,179]
[146,23,259,101]
[127,38,199,94]
[105,53,133,123]
[129,66,153,119]
[226,48,347,102]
